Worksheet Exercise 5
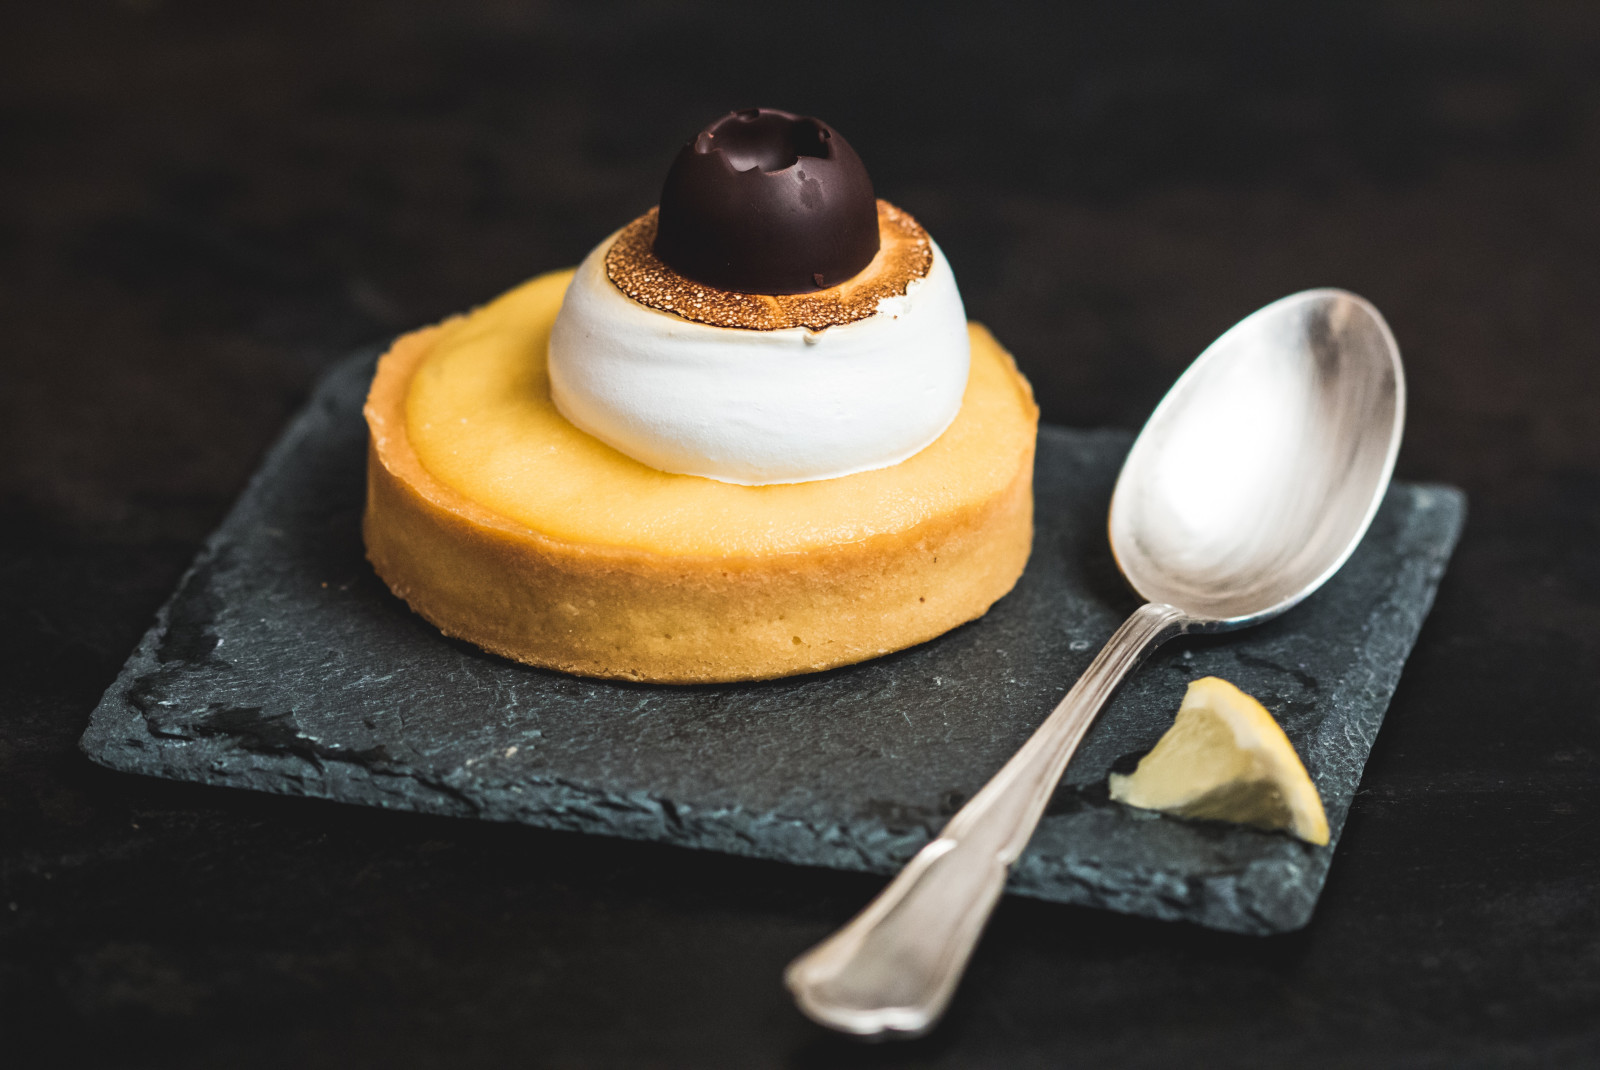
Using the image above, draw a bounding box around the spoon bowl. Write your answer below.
[787,288,1407,1039]
[1111,289,1405,628]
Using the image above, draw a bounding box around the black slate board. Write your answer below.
[81,349,1464,935]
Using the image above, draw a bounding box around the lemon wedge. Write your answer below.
[1108,676,1330,845]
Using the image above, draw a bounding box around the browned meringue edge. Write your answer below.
[604,199,935,332]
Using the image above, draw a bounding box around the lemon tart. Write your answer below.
[363,109,1038,683]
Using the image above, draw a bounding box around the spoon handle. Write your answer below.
[785,601,1190,1038]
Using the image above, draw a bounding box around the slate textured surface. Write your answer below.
[81,350,1464,936]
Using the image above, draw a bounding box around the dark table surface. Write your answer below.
[4,2,1598,1066]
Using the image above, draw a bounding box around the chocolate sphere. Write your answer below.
[653,108,879,295]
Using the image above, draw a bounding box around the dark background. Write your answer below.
[4,1,1598,1066]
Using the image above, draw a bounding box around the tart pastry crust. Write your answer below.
[363,269,1037,683]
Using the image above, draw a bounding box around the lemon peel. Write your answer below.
[1108,676,1329,845]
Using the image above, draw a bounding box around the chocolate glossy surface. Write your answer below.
[653,108,879,294]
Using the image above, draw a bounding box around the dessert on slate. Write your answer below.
[363,108,1038,683]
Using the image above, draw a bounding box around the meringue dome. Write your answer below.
[547,108,976,487]
[548,205,970,486]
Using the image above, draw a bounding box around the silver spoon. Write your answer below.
[785,288,1405,1039]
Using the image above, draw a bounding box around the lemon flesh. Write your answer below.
[1108,676,1330,845]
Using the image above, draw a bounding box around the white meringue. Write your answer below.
[547,233,970,486]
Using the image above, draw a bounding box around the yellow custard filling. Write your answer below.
[404,268,1038,558]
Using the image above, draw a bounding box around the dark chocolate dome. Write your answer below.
[653,108,879,295]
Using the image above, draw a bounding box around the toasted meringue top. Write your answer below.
[547,204,970,486]
[608,201,933,331]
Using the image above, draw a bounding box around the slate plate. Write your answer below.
[82,349,1464,935]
